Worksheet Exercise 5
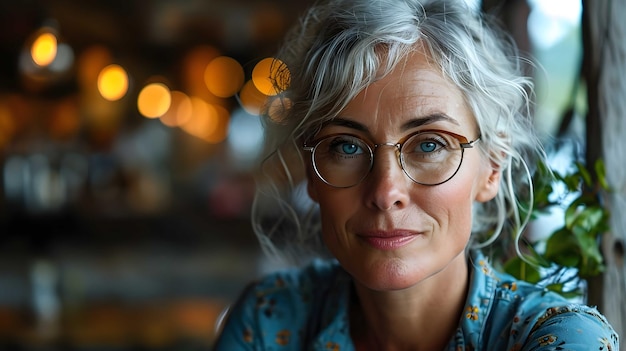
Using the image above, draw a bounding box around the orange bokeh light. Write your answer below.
[137,83,171,118]
[266,96,292,124]
[252,57,289,96]
[98,64,129,101]
[204,56,245,98]
[160,91,193,127]
[31,32,57,67]
[180,97,230,143]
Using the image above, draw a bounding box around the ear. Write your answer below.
[475,165,501,203]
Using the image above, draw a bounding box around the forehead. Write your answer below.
[340,50,474,133]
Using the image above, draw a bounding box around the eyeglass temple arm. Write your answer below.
[460,135,481,149]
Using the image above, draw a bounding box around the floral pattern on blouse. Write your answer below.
[213,250,618,350]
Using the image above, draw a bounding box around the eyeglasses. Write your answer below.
[303,129,480,188]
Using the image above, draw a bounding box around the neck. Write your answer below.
[350,252,470,351]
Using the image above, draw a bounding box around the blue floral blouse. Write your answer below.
[213,251,618,350]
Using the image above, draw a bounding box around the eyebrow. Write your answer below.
[326,112,460,132]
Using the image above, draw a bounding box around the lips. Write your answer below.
[357,230,420,250]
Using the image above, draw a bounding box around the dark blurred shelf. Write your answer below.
[0,206,264,350]
[0,208,257,248]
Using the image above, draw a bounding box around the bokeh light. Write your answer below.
[180,98,230,143]
[31,31,58,67]
[251,57,289,96]
[180,97,214,140]
[266,96,292,124]
[137,83,171,118]
[239,80,268,115]
[98,64,129,101]
[203,56,245,98]
[160,91,193,127]
[228,109,265,165]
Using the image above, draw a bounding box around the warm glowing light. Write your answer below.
[31,32,58,67]
[239,80,269,115]
[161,91,193,127]
[180,98,230,143]
[204,56,245,98]
[181,97,213,138]
[266,96,292,124]
[252,57,289,96]
[137,83,171,118]
[97,64,129,101]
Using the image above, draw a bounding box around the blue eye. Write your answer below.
[342,143,360,155]
[420,141,438,153]
[327,136,366,156]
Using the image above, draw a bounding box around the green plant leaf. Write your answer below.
[505,157,610,295]
[594,159,610,191]
[544,228,581,268]
[503,256,542,283]
[575,162,593,187]
[570,206,606,232]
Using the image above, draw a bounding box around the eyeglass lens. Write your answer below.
[311,131,465,187]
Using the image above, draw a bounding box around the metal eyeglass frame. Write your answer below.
[302,129,481,188]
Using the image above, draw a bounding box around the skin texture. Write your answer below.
[306,50,501,350]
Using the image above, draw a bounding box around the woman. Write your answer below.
[214,0,618,349]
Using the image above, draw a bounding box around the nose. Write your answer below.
[365,144,411,211]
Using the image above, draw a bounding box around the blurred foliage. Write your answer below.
[503,159,610,298]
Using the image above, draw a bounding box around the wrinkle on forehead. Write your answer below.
[354,61,466,127]
[335,46,477,141]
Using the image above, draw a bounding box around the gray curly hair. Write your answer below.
[251,0,544,264]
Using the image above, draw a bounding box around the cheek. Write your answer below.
[312,183,358,232]
[424,175,476,233]
[435,153,493,218]
[315,188,360,257]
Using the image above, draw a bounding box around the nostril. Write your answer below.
[365,162,411,211]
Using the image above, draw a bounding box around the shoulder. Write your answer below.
[240,260,342,318]
[478,261,618,350]
[521,303,619,350]
[213,259,344,350]
[246,259,342,310]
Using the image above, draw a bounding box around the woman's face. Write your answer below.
[306,51,500,291]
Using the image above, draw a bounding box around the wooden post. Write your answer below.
[582,0,626,345]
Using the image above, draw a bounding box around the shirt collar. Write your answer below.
[310,250,499,350]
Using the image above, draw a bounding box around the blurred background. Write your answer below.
[0,0,584,350]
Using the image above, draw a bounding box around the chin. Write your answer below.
[353,256,429,291]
